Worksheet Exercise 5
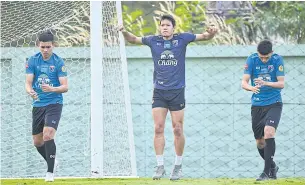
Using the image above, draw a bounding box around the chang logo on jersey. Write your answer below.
[37,74,53,88]
[158,50,177,66]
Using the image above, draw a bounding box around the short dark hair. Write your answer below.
[38,31,54,42]
[160,14,176,27]
[257,40,272,55]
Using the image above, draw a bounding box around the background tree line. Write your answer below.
[1,1,304,47]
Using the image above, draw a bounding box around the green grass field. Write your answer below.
[2,178,305,185]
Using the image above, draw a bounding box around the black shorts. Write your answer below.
[152,88,185,111]
[251,102,282,139]
[32,103,63,135]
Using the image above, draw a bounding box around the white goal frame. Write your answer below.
[90,1,137,178]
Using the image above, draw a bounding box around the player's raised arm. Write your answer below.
[118,25,143,44]
[194,23,218,41]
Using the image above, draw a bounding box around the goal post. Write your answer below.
[90,0,104,177]
[90,0,137,177]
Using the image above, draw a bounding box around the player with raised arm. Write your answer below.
[119,14,217,180]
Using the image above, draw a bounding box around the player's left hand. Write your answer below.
[254,78,265,87]
[206,23,218,35]
[41,83,54,92]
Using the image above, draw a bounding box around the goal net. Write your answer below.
[90,1,137,177]
[0,1,136,178]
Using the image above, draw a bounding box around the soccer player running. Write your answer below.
[241,40,284,181]
[25,31,68,182]
[119,15,217,180]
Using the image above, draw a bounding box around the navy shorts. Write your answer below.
[32,103,63,135]
[251,102,282,139]
[152,88,185,111]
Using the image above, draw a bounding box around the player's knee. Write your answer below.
[264,132,275,139]
[256,137,265,149]
[256,141,265,149]
[43,127,56,141]
[173,124,183,137]
[154,124,165,135]
[43,131,55,141]
[264,127,275,138]
[43,135,53,141]
[33,139,44,147]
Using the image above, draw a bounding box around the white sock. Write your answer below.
[175,155,182,165]
[156,155,164,166]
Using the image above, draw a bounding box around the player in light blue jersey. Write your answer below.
[241,40,284,181]
[119,14,217,180]
[25,31,68,182]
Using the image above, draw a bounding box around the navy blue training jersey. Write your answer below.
[142,33,196,90]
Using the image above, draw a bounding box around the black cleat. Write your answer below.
[269,165,279,179]
[256,172,269,181]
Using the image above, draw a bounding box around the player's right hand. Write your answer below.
[251,86,260,94]
[117,25,125,32]
[29,90,38,100]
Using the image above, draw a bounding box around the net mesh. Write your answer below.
[1,1,304,179]
[1,1,91,177]
[101,1,135,176]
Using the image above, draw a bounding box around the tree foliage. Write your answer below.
[122,1,305,45]
[3,1,304,46]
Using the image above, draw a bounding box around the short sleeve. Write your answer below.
[180,32,196,44]
[57,59,67,77]
[142,35,154,47]
[244,56,253,75]
[25,57,35,74]
[275,56,285,76]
